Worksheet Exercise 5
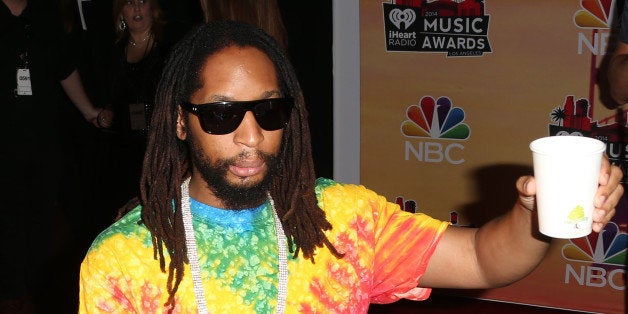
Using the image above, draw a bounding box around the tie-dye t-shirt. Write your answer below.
[79,178,448,313]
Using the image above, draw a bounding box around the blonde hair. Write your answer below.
[112,0,166,43]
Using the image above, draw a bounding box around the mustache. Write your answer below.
[219,150,276,167]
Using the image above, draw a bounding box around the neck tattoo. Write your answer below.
[180,177,288,314]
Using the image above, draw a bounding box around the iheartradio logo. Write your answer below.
[389,8,416,29]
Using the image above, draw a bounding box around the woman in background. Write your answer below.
[98,0,186,214]
[109,0,165,135]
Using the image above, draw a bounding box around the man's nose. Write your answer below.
[233,111,264,148]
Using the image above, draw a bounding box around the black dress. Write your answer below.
[97,36,167,212]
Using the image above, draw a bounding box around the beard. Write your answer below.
[187,138,279,209]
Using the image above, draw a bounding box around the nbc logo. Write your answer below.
[401,96,470,139]
[574,0,616,28]
[562,222,627,290]
[574,0,617,55]
[401,96,470,164]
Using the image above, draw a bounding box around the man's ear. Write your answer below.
[176,106,187,140]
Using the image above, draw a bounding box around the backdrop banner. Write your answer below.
[360,1,627,313]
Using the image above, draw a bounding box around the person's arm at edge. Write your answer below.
[60,69,112,128]
[608,41,628,106]
[419,158,623,289]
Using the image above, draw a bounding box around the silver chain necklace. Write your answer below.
[180,178,288,314]
[129,31,152,47]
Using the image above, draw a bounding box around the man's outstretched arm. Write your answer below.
[420,158,623,289]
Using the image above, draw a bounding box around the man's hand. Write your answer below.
[591,157,623,232]
[515,156,623,233]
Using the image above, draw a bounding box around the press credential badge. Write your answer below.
[17,68,32,95]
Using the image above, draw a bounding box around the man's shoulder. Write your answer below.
[315,177,377,195]
[315,177,336,188]
[88,205,147,250]
[314,177,385,207]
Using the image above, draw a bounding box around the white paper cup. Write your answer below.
[530,136,605,239]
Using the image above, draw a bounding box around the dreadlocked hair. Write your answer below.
[139,20,343,310]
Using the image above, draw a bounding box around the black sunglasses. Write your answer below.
[180,98,294,135]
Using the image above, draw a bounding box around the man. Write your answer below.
[79,21,623,313]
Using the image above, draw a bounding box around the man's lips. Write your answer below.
[229,160,266,178]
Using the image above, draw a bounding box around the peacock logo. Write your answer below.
[401,96,470,140]
[562,222,627,266]
[574,0,616,29]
